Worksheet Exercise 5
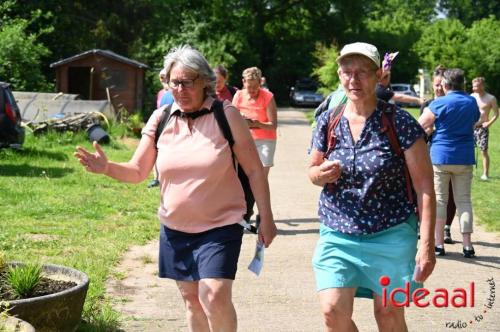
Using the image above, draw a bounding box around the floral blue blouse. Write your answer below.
[311,103,425,234]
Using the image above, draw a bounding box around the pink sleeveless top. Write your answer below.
[142,97,246,233]
[232,88,276,140]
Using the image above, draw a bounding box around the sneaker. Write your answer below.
[435,246,446,256]
[463,247,476,258]
[480,175,489,181]
[444,227,454,244]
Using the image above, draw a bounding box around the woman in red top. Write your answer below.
[232,67,278,179]
[214,64,237,102]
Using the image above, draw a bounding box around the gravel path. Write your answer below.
[107,108,500,331]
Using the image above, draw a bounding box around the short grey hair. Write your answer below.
[442,68,465,91]
[163,45,216,96]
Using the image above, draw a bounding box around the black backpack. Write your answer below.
[154,100,256,231]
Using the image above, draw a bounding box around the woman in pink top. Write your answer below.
[75,45,277,331]
[232,67,278,179]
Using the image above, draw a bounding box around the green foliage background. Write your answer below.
[0,0,498,101]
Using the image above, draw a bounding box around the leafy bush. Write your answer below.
[312,43,341,96]
[7,264,42,299]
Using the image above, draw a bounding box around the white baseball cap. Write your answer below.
[336,42,380,68]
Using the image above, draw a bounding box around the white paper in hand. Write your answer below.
[248,241,264,276]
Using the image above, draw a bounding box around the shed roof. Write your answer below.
[50,49,148,69]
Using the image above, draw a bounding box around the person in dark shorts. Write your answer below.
[471,77,498,181]
[75,45,277,331]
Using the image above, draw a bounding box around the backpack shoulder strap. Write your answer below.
[379,102,414,203]
[212,99,234,147]
[324,104,346,159]
[380,102,403,156]
[154,104,173,148]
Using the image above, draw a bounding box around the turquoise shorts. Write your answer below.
[312,214,422,302]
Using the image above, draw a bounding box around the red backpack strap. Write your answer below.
[324,104,345,159]
[380,102,414,204]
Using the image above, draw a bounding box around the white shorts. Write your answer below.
[254,139,276,167]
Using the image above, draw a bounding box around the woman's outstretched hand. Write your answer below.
[74,141,109,174]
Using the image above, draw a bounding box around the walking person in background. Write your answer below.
[232,67,277,227]
[260,76,269,89]
[232,67,278,180]
[419,68,480,258]
[471,77,498,181]
[156,68,174,108]
[75,45,276,332]
[421,65,456,244]
[309,42,435,331]
[214,64,237,102]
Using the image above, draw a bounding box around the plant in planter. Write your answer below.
[0,254,89,332]
[5,264,42,300]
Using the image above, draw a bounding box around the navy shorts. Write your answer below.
[158,223,243,281]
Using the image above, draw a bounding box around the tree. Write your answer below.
[412,18,468,71]
[360,0,437,84]
[312,43,341,95]
[0,1,52,90]
[438,0,500,27]
[462,16,500,95]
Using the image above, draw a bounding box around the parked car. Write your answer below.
[0,82,25,148]
[290,78,324,107]
[390,83,419,107]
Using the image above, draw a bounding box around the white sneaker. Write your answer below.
[480,175,488,181]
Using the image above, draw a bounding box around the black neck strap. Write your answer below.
[172,108,213,119]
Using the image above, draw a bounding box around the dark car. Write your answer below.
[290,78,324,107]
[0,82,25,148]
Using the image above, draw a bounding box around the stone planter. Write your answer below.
[0,316,35,332]
[4,263,89,332]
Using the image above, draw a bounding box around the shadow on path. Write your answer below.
[275,218,319,236]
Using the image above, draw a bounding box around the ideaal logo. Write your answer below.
[379,276,475,308]
[378,276,496,329]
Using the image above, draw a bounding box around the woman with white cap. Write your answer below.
[309,42,436,331]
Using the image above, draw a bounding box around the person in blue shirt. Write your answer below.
[419,68,480,258]
[309,42,436,331]
[156,68,174,109]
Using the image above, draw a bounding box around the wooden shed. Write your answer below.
[50,49,148,113]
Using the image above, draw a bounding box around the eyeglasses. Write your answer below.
[168,75,199,89]
[339,70,375,80]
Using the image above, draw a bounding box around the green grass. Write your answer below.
[0,126,158,331]
[306,107,500,232]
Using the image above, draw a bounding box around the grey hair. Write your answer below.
[163,45,216,96]
[442,68,465,91]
